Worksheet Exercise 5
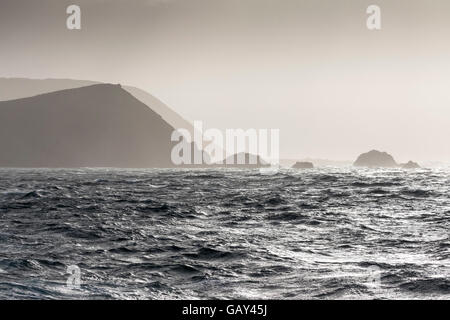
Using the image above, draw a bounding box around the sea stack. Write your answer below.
[400,161,421,169]
[353,150,398,168]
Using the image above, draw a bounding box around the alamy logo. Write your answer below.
[64,4,382,32]
[66,265,81,289]
[171,121,280,169]
[366,265,382,291]
[66,5,81,30]
[366,5,381,30]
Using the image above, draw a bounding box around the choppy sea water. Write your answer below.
[0,167,449,300]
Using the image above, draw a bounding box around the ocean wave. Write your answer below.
[0,167,448,299]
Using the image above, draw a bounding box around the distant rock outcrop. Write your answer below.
[400,161,421,169]
[292,161,314,169]
[213,153,269,168]
[353,150,398,168]
[354,150,423,169]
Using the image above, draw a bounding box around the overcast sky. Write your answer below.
[1,0,449,162]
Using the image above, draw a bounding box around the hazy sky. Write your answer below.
[1,0,449,162]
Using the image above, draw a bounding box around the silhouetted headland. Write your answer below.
[0,84,178,168]
[0,78,195,137]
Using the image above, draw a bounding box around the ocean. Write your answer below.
[0,168,448,299]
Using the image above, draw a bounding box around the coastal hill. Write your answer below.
[0,78,194,136]
[0,78,98,101]
[123,86,195,137]
[0,84,177,168]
